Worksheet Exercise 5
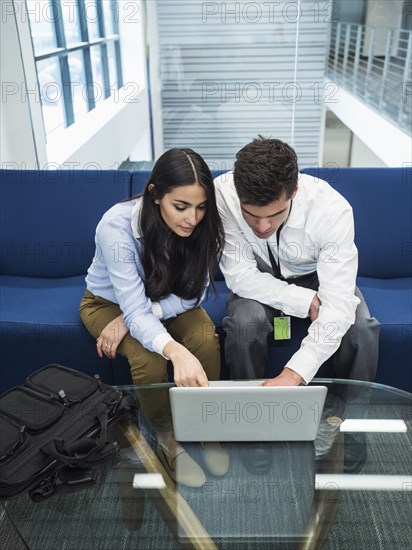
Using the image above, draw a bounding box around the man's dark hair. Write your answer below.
[234,136,299,205]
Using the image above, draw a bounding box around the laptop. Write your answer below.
[169,380,327,442]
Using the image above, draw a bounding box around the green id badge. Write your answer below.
[274,316,291,340]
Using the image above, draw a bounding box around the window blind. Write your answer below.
[150,0,330,166]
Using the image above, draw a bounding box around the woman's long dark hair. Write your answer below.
[136,148,224,303]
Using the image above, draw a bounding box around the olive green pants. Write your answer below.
[80,290,221,432]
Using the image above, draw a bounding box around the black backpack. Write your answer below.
[0,364,135,501]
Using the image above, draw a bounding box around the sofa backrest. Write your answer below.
[0,170,131,278]
[130,169,228,196]
[301,167,411,279]
[1,167,410,280]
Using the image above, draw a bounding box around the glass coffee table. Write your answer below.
[2,379,411,550]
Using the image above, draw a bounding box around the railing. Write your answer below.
[327,22,411,136]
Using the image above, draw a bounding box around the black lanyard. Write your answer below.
[267,224,285,280]
[266,201,292,280]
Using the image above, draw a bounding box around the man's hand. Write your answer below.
[96,314,129,359]
[308,293,321,321]
[262,368,304,386]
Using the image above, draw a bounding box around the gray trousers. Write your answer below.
[223,287,380,384]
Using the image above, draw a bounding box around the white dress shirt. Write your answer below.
[214,171,360,383]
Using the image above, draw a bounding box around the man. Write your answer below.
[214,137,380,471]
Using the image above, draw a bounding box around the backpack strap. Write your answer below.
[42,411,111,465]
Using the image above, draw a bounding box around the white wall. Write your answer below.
[0,0,46,168]
[322,109,387,167]
[1,0,151,169]
[322,128,351,166]
[350,135,387,167]
[325,83,411,166]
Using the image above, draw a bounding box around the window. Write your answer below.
[149,0,332,167]
[26,0,123,139]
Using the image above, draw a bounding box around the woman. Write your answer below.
[80,148,228,487]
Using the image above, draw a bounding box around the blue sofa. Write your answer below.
[1,168,411,392]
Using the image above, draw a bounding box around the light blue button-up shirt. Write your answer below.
[85,198,207,356]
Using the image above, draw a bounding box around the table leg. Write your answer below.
[115,460,146,531]
[119,421,218,550]
[297,433,344,550]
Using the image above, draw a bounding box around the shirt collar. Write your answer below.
[130,197,143,239]
[284,186,305,229]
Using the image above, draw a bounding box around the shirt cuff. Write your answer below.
[151,301,163,319]
[152,333,174,358]
[284,348,320,385]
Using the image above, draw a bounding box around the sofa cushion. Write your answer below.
[0,275,113,391]
[131,170,150,196]
[357,276,412,391]
[202,280,230,328]
[357,276,412,325]
[301,168,412,279]
[0,170,131,277]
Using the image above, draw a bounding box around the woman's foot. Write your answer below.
[156,441,206,488]
[199,442,230,476]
